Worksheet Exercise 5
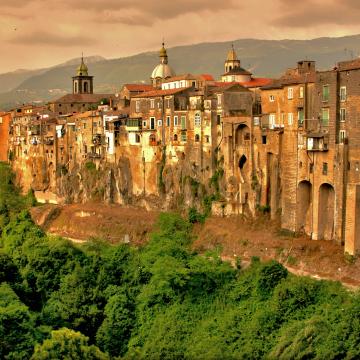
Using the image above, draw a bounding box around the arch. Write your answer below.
[149,134,156,145]
[235,124,250,146]
[195,134,200,142]
[84,81,89,93]
[74,81,78,94]
[297,180,312,234]
[239,154,247,170]
[318,183,335,240]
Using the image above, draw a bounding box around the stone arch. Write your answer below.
[235,124,250,146]
[318,183,335,240]
[297,180,312,234]
[239,154,247,169]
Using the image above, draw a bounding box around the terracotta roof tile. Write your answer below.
[123,84,155,92]
[133,87,191,98]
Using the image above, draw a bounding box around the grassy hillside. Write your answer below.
[2,34,360,110]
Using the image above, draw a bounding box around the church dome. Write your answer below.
[151,63,175,79]
[151,42,175,81]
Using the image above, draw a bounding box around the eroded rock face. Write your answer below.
[13,148,236,215]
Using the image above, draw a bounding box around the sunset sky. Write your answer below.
[0,0,359,73]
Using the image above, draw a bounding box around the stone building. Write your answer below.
[0,112,11,161]
[9,43,360,255]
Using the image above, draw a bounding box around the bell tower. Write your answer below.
[72,55,94,94]
[224,44,241,73]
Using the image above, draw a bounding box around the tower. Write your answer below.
[224,44,241,73]
[72,55,94,94]
[151,43,175,88]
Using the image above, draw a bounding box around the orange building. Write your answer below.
[0,112,11,161]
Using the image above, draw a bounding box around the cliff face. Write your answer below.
[14,151,229,215]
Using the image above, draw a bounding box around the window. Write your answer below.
[194,113,201,127]
[205,135,210,143]
[83,123,86,129]
[150,117,155,130]
[135,134,141,143]
[339,130,346,143]
[173,134,178,141]
[322,162,328,175]
[150,99,155,109]
[299,86,304,99]
[157,119,162,127]
[322,85,329,101]
[340,108,346,122]
[322,108,329,126]
[298,110,304,126]
[181,116,186,130]
[287,87,293,99]
[217,114,221,125]
[310,163,313,173]
[269,114,276,127]
[166,116,170,127]
[195,134,200,142]
[174,116,178,126]
[269,95,275,102]
[262,135,267,144]
[166,98,171,108]
[157,101,161,109]
[288,113,293,126]
[181,132,187,142]
[340,86,347,102]
[135,100,140,112]
[217,94,222,105]
[143,120,147,127]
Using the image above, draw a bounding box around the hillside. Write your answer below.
[2,34,360,110]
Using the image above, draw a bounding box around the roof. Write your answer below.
[162,73,215,83]
[223,67,252,76]
[226,46,238,62]
[133,87,191,98]
[212,78,272,89]
[199,74,215,81]
[337,58,360,72]
[122,84,155,92]
[52,93,114,104]
[208,83,250,94]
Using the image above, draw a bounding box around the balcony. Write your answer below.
[306,133,329,152]
[92,134,105,146]
[44,137,54,146]
[125,118,142,132]
[86,152,102,159]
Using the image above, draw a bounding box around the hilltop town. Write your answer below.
[1,43,359,255]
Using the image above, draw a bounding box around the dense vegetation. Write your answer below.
[1,161,360,359]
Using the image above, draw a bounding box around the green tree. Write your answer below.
[96,289,134,357]
[0,283,35,359]
[31,328,108,360]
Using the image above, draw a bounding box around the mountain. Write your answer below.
[2,34,360,110]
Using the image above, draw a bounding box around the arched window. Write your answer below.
[149,134,156,144]
[173,134,178,141]
[195,134,200,142]
[84,82,88,93]
[74,81,78,93]
[135,134,141,143]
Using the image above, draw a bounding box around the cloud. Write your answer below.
[8,31,97,47]
[65,0,240,25]
[273,0,360,27]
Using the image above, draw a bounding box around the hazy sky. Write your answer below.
[0,0,359,73]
